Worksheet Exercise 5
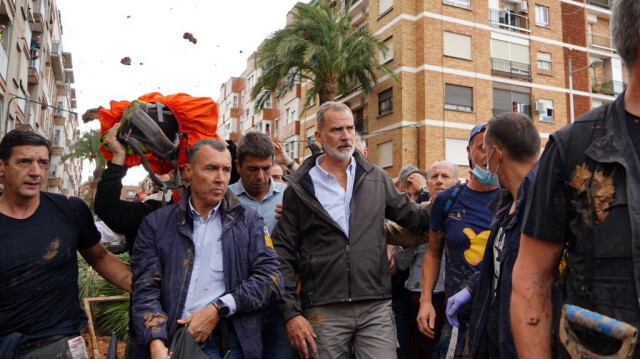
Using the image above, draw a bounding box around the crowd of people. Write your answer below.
[1,0,639,358]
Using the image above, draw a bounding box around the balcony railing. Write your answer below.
[355,116,368,134]
[489,9,530,33]
[588,33,615,51]
[586,0,611,9]
[592,77,625,96]
[491,58,532,80]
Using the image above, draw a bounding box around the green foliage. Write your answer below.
[251,0,396,110]
[62,128,107,173]
[78,253,130,340]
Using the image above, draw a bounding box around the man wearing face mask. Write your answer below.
[445,113,540,358]
[417,123,499,358]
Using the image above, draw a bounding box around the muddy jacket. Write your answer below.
[467,167,536,359]
[533,93,640,355]
[131,189,283,359]
[272,151,430,321]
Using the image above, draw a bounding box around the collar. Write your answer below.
[188,196,221,220]
[231,178,284,199]
[314,154,356,177]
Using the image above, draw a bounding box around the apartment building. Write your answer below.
[219,0,623,178]
[0,0,80,195]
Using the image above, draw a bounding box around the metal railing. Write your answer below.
[586,0,611,9]
[592,77,625,96]
[355,116,368,134]
[588,33,615,51]
[491,58,531,79]
[489,9,530,33]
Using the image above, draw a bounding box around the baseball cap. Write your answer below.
[469,123,487,144]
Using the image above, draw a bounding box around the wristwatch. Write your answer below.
[287,160,296,169]
[213,299,231,318]
[417,186,428,197]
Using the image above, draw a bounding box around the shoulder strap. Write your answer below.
[443,183,466,221]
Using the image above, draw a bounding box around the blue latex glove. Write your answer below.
[446,288,471,327]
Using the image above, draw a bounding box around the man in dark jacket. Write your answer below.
[445,112,540,358]
[272,101,430,359]
[511,1,640,356]
[131,139,283,359]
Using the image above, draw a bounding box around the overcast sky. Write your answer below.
[57,0,300,184]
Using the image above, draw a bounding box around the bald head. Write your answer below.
[427,161,458,199]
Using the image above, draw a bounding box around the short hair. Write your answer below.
[485,112,540,162]
[236,132,274,165]
[187,139,228,164]
[355,132,367,151]
[397,165,419,185]
[316,101,351,131]
[611,0,640,68]
[428,160,459,180]
[0,130,51,161]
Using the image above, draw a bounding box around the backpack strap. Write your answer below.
[442,183,466,221]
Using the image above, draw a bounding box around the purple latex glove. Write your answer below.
[446,288,471,327]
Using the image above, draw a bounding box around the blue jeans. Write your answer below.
[203,329,243,359]
[262,301,294,359]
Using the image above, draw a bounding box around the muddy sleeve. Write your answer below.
[521,138,569,243]
[130,214,169,345]
[384,221,428,247]
[229,213,284,313]
[271,187,304,322]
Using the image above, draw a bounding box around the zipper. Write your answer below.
[346,244,352,301]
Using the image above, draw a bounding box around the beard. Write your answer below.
[323,140,354,162]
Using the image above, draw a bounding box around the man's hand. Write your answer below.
[104,124,127,165]
[274,141,292,167]
[407,173,427,190]
[275,202,283,221]
[386,244,396,275]
[177,304,220,343]
[149,339,171,359]
[417,300,437,338]
[285,315,317,358]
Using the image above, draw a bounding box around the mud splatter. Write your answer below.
[143,312,167,332]
[527,317,540,326]
[569,163,616,224]
[43,239,60,260]
[308,313,326,324]
[120,57,131,65]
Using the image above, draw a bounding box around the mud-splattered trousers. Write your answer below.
[522,92,640,357]
[131,189,284,359]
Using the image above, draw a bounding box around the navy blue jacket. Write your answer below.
[131,189,283,359]
[467,166,537,358]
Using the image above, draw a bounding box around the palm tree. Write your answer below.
[251,0,395,110]
[62,128,106,209]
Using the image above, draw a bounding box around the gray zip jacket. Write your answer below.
[272,151,430,321]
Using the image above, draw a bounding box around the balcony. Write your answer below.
[489,9,530,33]
[586,0,611,9]
[31,0,46,32]
[491,58,532,80]
[592,77,625,96]
[588,33,615,52]
[355,116,368,134]
[50,41,64,81]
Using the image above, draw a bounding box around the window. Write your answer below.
[380,37,393,64]
[284,139,298,159]
[538,98,554,122]
[377,141,393,168]
[537,52,552,70]
[445,138,469,166]
[274,118,279,138]
[535,5,549,27]
[443,32,472,60]
[491,33,531,76]
[445,84,473,112]
[379,0,393,15]
[443,0,470,9]
[247,74,255,90]
[232,94,238,108]
[245,108,250,119]
[493,88,532,116]
[378,88,393,116]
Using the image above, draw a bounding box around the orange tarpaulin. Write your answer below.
[98,92,218,174]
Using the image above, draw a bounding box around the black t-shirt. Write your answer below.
[626,111,640,158]
[0,193,100,336]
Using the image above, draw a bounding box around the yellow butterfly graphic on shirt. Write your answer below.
[462,228,491,266]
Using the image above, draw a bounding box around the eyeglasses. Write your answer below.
[271,175,284,181]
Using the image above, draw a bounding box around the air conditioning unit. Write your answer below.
[534,101,546,114]
[516,1,529,13]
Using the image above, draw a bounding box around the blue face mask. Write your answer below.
[472,149,500,186]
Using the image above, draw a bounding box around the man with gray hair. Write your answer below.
[272,101,430,359]
[511,0,640,356]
